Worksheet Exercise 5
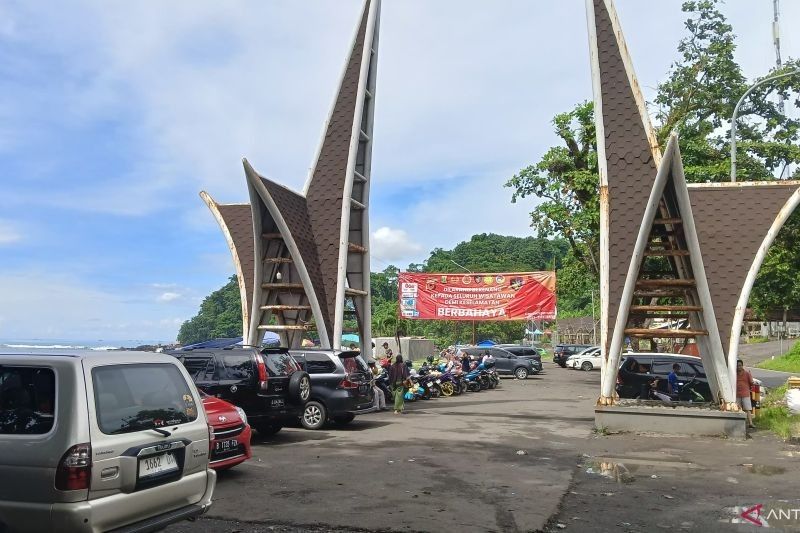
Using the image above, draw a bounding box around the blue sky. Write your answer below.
[1,0,798,342]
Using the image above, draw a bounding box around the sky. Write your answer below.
[1,0,798,342]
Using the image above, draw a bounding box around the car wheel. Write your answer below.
[288,371,311,405]
[301,401,327,430]
[333,413,355,425]
[515,367,529,380]
[581,361,593,372]
[253,422,282,436]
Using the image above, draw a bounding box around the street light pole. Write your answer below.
[450,259,477,345]
[730,68,800,182]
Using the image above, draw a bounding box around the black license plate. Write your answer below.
[358,384,369,394]
[214,439,238,453]
[271,398,285,407]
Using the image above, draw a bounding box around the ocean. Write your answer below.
[0,338,172,351]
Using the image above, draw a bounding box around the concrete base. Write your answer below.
[595,404,748,439]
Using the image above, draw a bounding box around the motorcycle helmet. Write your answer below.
[427,355,435,364]
[406,360,413,369]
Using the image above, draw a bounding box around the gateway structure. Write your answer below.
[587,0,800,409]
[202,0,380,351]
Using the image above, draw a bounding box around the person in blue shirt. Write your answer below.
[667,363,681,394]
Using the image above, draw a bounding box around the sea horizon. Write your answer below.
[0,338,175,350]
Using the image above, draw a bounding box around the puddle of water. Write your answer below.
[583,456,701,484]
[585,460,637,483]
[742,464,786,475]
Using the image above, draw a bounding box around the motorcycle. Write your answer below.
[463,368,483,392]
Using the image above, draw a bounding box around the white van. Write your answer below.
[0,350,216,532]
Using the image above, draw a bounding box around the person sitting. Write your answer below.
[667,363,681,395]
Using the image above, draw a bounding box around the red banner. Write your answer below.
[397,271,556,321]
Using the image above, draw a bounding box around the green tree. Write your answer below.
[750,215,800,320]
[506,102,599,276]
[177,276,242,345]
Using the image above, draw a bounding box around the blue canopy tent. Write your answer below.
[341,333,360,344]
[177,333,281,350]
[476,339,496,347]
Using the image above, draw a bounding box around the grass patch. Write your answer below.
[757,340,800,373]
[754,384,800,439]
[746,336,770,344]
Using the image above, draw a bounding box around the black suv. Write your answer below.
[289,349,374,430]
[553,344,593,367]
[616,353,712,401]
[170,345,311,436]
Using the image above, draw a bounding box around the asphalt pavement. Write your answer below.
[168,362,800,532]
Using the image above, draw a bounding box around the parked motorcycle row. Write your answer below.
[373,358,501,403]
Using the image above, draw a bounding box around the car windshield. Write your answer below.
[0,366,55,435]
[92,363,198,435]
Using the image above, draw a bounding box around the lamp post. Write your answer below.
[730,68,800,182]
[450,259,477,345]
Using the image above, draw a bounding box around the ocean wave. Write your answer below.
[90,346,121,351]
[2,344,88,349]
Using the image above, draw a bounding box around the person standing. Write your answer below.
[368,361,387,411]
[388,355,410,414]
[736,359,755,429]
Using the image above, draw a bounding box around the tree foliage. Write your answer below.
[506,102,599,276]
[177,276,242,345]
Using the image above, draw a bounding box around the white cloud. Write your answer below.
[370,172,540,269]
[0,220,21,245]
[371,227,423,264]
[157,292,182,302]
[0,270,195,341]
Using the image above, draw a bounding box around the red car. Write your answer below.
[202,393,252,470]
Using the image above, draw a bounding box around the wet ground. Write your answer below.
[168,363,800,532]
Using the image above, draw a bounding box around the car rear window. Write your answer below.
[182,356,215,381]
[264,353,299,376]
[303,354,337,374]
[0,366,55,435]
[339,353,370,377]
[219,354,254,380]
[92,363,198,435]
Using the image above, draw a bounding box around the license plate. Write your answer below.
[214,439,238,453]
[138,452,178,478]
[359,384,369,394]
[271,398,285,407]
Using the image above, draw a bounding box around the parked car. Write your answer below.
[170,345,310,436]
[461,347,539,379]
[616,353,712,401]
[495,344,545,367]
[553,344,593,367]
[568,346,601,371]
[0,350,216,533]
[201,393,252,470]
[289,349,375,430]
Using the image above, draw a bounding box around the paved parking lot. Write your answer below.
[170,363,800,532]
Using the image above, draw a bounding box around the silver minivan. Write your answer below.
[0,350,216,532]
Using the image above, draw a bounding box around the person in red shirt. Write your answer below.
[736,359,755,429]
